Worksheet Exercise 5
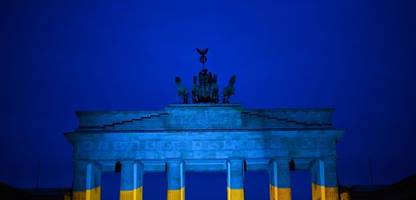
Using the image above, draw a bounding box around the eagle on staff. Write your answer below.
[196,48,208,68]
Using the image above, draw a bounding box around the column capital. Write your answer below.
[313,155,337,162]
[227,159,245,169]
[73,160,102,167]
[120,160,143,165]
[166,159,184,165]
[269,158,290,165]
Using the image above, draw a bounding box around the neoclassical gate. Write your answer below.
[65,104,343,200]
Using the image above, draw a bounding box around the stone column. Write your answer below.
[269,159,291,200]
[227,159,244,200]
[120,161,144,200]
[73,161,101,200]
[310,158,339,200]
[167,160,185,200]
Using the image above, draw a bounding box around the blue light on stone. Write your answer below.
[66,104,343,200]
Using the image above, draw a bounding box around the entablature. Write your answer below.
[66,130,342,171]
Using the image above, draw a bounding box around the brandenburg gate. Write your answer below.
[65,49,343,200]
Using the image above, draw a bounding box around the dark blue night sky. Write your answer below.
[1,0,415,199]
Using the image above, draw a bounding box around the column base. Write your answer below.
[269,185,291,200]
[167,187,185,200]
[227,187,244,200]
[120,187,143,200]
[312,184,339,200]
[73,187,101,200]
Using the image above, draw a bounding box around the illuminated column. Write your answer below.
[73,161,101,200]
[167,160,185,200]
[269,159,291,200]
[227,159,244,200]
[310,158,339,200]
[120,161,143,200]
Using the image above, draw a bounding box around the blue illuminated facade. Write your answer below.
[65,104,343,200]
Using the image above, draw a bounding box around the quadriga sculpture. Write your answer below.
[222,75,236,104]
[175,49,237,104]
[175,76,189,104]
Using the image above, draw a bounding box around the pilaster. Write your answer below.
[73,161,101,200]
[120,161,144,200]
[310,158,339,200]
[167,160,185,200]
[269,159,291,200]
[227,159,244,200]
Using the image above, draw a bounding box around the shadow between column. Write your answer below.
[185,172,227,200]
[244,171,269,200]
[144,172,167,200]
[290,170,312,200]
[101,172,120,200]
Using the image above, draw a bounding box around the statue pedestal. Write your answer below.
[166,104,242,129]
